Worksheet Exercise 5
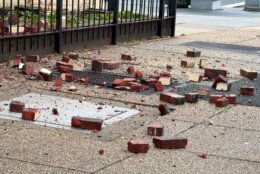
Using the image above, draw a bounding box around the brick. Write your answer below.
[153,137,188,149]
[114,86,127,90]
[56,61,73,69]
[61,56,70,63]
[112,79,128,88]
[225,94,236,104]
[22,109,39,121]
[9,101,25,113]
[68,59,84,71]
[185,93,199,103]
[159,77,172,86]
[103,61,120,70]
[166,65,173,70]
[199,59,208,69]
[12,57,21,67]
[160,93,185,105]
[91,59,103,72]
[204,69,227,80]
[215,82,231,91]
[22,64,34,75]
[68,86,77,92]
[39,68,53,81]
[121,54,135,61]
[127,139,149,153]
[147,123,164,136]
[71,116,103,130]
[141,78,158,87]
[209,94,223,104]
[25,54,39,62]
[181,60,195,68]
[188,74,203,82]
[197,87,211,98]
[240,69,258,80]
[127,66,136,75]
[215,97,229,107]
[131,84,144,92]
[212,74,228,89]
[51,78,62,91]
[123,78,136,83]
[240,87,255,96]
[57,66,71,73]
[134,71,142,79]
[154,82,164,92]
[187,50,201,57]
[158,104,170,116]
[67,52,79,60]
[160,72,172,78]
[61,73,74,82]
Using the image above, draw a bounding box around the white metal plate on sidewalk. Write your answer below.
[0,93,140,132]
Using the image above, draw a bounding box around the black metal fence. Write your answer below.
[0,0,176,62]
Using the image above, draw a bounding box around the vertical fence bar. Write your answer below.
[157,0,165,37]
[111,0,119,45]
[169,0,176,37]
[55,0,63,53]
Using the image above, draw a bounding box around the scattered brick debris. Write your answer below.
[187,49,201,57]
[9,101,25,113]
[240,86,255,96]
[153,137,188,149]
[240,69,258,80]
[204,68,227,80]
[22,108,39,121]
[71,116,103,130]
[215,97,229,107]
[199,59,208,69]
[147,123,164,136]
[181,60,195,68]
[25,54,40,62]
[128,139,149,153]
[160,93,185,105]
[198,154,207,159]
[185,93,199,103]
[121,54,135,61]
[158,104,171,116]
[127,66,136,75]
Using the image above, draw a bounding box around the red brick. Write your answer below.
[22,109,39,121]
[240,69,258,80]
[12,57,21,67]
[22,64,34,75]
[209,94,223,104]
[141,78,158,87]
[135,71,143,78]
[204,69,227,80]
[121,54,134,61]
[123,78,136,83]
[91,59,103,72]
[112,79,128,88]
[71,116,103,130]
[212,74,228,89]
[51,78,62,91]
[154,82,164,92]
[159,77,172,86]
[147,123,164,136]
[153,137,188,149]
[166,65,173,70]
[215,82,231,91]
[67,52,79,60]
[197,87,211,98]
[160,93,185,105]
[199,59,208,69]
[9,101,25,113]
[215,97,229,107]
[131,84,144,92]
[240,87,255,96]
[181,60,195,68]
[225,94,236,104]
[187,50,201,57]
[103,61,120,70]
[56,61,73,69]
[39,68,53,81]
[57,66,71,73]
[127,139,149,153]
[25,54,39,62]
[160,72,172,78]
[158,104,170,116]
[114,86,127,90]
[127,66,136,75]
[185,93,199,103]
[61,56,70,63]
[65,74,74,82]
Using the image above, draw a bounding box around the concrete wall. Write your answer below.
[0,0,101,11]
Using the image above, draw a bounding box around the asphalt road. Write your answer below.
[222,0,245,6]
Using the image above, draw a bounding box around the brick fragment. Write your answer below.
[39,68,53,81]
[22,109,39,121]
[158,104,170,116]
[160,93,185,105]
[204,69,227,80]
[160,72,172,78]
[185,93,199,103]
[166,65,173,70]
[57,66,71,73]
[9,101,25,113]
[25,54,39,62]
[209,94,223,104]
[212,74,228,89]
[159,77,172,86]
[197,88,211,98]
[123,78,136,83]
[181,60,195,68]
[153,137,188,149]
[240,87,255,96]
[154,82,164,92]
[215,97,229,107]
[61,56,70,63]
[127,139,149,153]
[188,74,203,82]
[225,94,236,104]
[56,61,73,69]
[147,123,164,136]
[135,70,143,78]
[51,78,62,91]
[91,59,103,72]
[141,78,158,87]
[67,52,79,60]
[240,69,258,80]
[103,61,120,70]
[121,54,135,61]
[187,50,201,57]
[12,55,21,67]
[22,64,34,75]
[61,73,74,82]
[127,66,136,75]
[216,82,231,91]
[112,79,128,88]
[199,59,208,69]
[71,116,103,130]
[131,84,144,92]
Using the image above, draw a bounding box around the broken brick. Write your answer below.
[199,59,208,69]
[61,73,74,82]
[135,71,143,78]
[25,54,39,62]
[141,78,158,87]
[39,68,53,81]
[57,66,71,73]
[121,54,134,61]
[154,82,164,92]
[187,50,201,57]
[103,61,120,70]
[158,104,170,116]
[181,60,195,68]
[131,84,144,92]
[112,79,128,88]
[127,66,136,75]
[91,59,103,72]
[22,109,39,121]
[153,137,188,149]
[22,64,34,75]
[212,74,228,89]
[160,72,172,78]
[160,93,185,105]
[240,87,255,96]
[197,88,211,98]
[188,74,203,82]
[215,97,229,107]
[159,77,172,86]
[67,52,79,60]
[225,94,236,104]
[127,139,149,153]
[166,65,173,70]
[61,56,70,63]
[216,82,231,91]
[123,78,136,83]
[51,78,62,91]
[209,94,223,104]
[147,123,164,136]
[71,116,103,130]
[240,69,258,80]
[12,57,21,67]
[56,61,73,69]
[9,101,25,113]
[185,93,199,103]
[204,69,227,80]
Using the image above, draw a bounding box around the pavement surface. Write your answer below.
[0,6,260,174]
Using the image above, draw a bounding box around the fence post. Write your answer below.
[169,0,176,37]
[157,0,165,37]
[55,0,63,53]
[111,0,119,45]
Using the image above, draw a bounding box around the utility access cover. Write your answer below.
[0,93,139,132]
